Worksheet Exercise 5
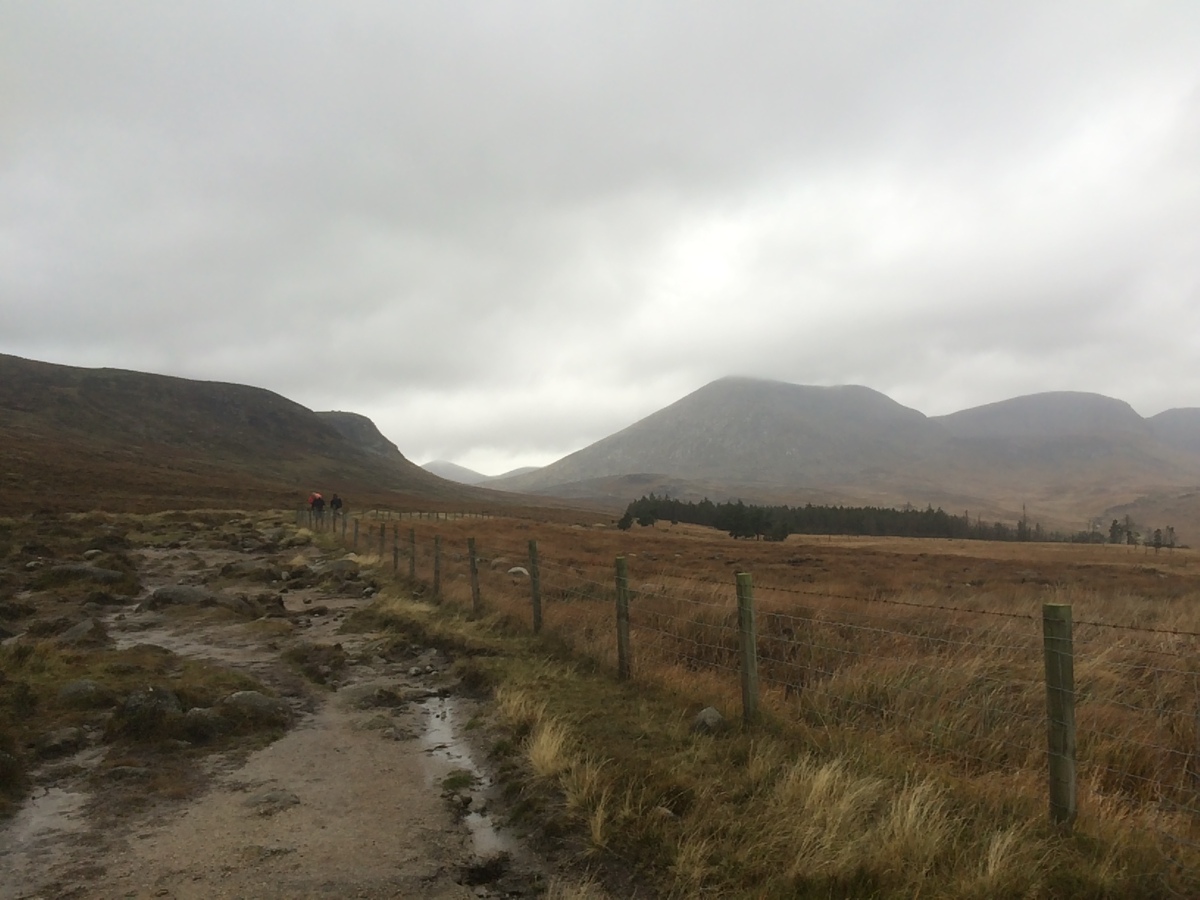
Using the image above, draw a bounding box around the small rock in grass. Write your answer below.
[690,706,726,734]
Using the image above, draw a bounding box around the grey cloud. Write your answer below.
[3,2,1200,473]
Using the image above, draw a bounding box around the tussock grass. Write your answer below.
[320,512,1200,897]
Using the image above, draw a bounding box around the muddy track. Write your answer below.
[1,532,570,899]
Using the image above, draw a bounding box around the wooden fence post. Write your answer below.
[352,518,359,551]
[341,514,347,540]
[736,573,759,723]
[378,523,385,560]
[468,538,481,615]
[529,540,542,634]
[433,536,441,598]
[392,536,399,571]
[409,528,416,580]
[615,557,631,680]
[1043,603,1077,828]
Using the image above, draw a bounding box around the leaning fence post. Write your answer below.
[1043,603,1077,828]
[528,540,542,633]
[468,538,482,615]
[615,557,631,680]
[736,572,759,723]
[433,536,442,598]
[409,528,416,580]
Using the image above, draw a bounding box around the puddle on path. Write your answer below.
[0,786,90,898]
[419,696,518,859]
[2,787,90,852]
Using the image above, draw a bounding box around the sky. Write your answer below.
[3,2,1200,476]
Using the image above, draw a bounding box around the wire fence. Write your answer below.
[302,506,1200,867]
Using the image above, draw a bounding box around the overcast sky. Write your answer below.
[3,3,1199,475]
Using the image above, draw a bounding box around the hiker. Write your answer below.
[330,494,344,515]
[310,492,326,524]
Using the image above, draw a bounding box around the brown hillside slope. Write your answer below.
[0,353,477,513]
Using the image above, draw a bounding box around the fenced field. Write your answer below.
[307,506,1200,893]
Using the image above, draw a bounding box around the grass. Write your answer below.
[324,510,1200,898]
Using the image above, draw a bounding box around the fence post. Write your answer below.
[529,540,542,634]
[353,518,359,551]
[736,572,759,723]
[468,538,481,615]
[615,557,631,681]
[433,536,441,598]
[409,528,416,580]
[392,537,399,571]
[1043,603,1077,828]
[378,523,385,560]
[341,514,347,540]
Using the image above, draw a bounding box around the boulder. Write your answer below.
[55,617,110,646]
[111,687,184,739]
[45,565,126,585]
[690,706,726,735]
[216,593,260,618]
[244,789,300,816]
[182,706,226,742]
[34,726,88,759]
[218,691,292,729]
[219,560,281,582]
[0,599,35,620]
[323,559,361,578]
[147,585,221,608]
[58,679,117,709]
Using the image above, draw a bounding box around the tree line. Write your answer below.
[618,495,1177,547]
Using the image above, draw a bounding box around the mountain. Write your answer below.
[933,391,1149,441]
[317,411,406,459]
[422,461,542,485]
[494,376,936,489]
[422,460,489,485]
[489,377,1200,539]
[494,377,944,492]
[491,465,541,480]
[1149,408,1200,456]
[0,353,478,513]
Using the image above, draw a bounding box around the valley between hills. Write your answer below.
[5,352,1200,897]
[5,353,1199,544]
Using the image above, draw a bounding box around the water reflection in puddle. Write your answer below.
[2,787,88,853]
[419,696,517,859]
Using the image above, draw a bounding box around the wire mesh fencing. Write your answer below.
[316,510,1200,864]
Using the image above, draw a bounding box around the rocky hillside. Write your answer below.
[0,353,476,512]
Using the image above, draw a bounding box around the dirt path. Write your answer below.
[1,529,590,899]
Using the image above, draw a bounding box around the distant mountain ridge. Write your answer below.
[421,460,542,485]
[0,353,478,512]
[489,376,1200,539]
[422,460,490,485]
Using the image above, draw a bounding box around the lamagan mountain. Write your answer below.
[488,376,1200,541]
[0,353,484,513]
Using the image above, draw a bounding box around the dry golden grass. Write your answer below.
[329,509,1200,897]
